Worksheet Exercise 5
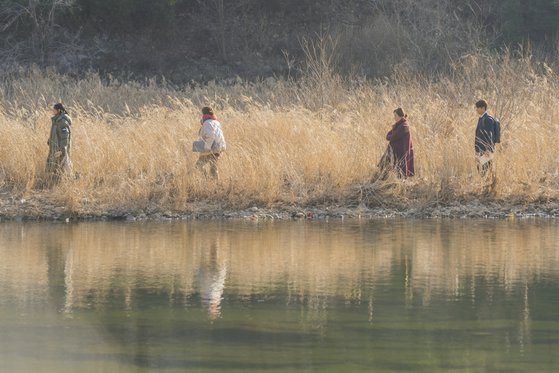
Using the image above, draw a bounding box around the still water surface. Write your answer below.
[0,220,558,372]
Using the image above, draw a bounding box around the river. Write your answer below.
[0,220,558,372]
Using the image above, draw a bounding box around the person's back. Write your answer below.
[195,106,226,180]
[199,118,226,153]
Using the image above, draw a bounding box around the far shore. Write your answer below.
[1,194,558,222]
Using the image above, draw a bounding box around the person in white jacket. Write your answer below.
[196,106,226,179]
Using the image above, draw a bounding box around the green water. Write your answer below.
[0,220,558,372]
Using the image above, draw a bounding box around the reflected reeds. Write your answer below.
[0,221,558,313]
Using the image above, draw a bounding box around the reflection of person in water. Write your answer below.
[198,242,228,320]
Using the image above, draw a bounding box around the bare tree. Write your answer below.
[0,0,74,63]
[194,0,253,62]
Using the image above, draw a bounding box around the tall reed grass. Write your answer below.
[0,52,558,213]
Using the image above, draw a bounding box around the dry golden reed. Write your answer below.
[0,52,558,214]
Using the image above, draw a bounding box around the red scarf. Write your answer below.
[201,114,217,124]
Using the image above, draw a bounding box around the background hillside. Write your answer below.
[1,0,558,82]
[1,1,559,216]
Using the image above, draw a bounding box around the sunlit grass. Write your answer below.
[0,53,558,213]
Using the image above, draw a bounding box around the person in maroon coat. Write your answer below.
[379,108,415,177]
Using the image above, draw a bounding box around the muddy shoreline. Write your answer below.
[1,194,559,222]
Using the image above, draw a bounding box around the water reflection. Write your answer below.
[198,241,227,320]
[0,220,558,372]
[1,221,558,312]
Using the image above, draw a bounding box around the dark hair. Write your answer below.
[394,107,407,119]
[53,103,67,114]
[202,106,214,116]
[475,100,488,110]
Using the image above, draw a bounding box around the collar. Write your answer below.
[201,114,217,125]
[202,114,217,121]
[479,111,488,119]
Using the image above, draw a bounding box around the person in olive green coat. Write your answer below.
[46,103,72,181]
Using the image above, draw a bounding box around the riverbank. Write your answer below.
[2,59,559,215]
[1,192,558,222]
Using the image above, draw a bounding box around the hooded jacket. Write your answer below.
[48,113,72,155]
